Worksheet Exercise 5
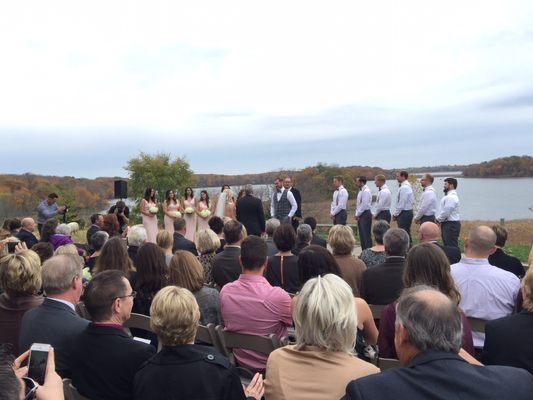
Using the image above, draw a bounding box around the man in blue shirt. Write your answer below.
[37,193,66,233]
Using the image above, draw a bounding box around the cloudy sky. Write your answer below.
[1,0,532,178]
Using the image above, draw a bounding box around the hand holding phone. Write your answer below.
[22,345,63,400]
[28,343,50,385]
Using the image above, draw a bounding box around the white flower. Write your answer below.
[149,206,159,214]
[171,211,182,218]
[199,209,211,218]
[185,207,195,214]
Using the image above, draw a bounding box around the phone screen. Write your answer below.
[28,347,49,385]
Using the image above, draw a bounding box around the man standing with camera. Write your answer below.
[36,193,66,234]
[108,200,130,234]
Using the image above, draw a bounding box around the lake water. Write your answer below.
[196,176,533,221]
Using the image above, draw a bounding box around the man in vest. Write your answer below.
[270,178,297,224]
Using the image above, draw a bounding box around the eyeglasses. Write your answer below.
[117,291,137,300]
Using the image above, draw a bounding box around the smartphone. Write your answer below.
[28,343,50,385]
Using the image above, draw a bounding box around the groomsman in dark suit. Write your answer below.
[330,176,348,225]
[236,185,266,237]
[283,176,302,231]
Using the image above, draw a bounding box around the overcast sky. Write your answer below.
[1,0,532,178]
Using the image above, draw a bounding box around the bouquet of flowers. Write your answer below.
[184,207,195,214]
[171,211,182,218]
[149,206,159,214]
[199,209,211,219]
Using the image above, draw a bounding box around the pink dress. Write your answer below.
[164,200,180,235]
[183,198,197,242]
[141,199,158,243]
[197,201,211,233]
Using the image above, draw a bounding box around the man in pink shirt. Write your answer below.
[220,235,293,371]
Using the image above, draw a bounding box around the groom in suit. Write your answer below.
[283,176,302,231]
[236,185,266,236]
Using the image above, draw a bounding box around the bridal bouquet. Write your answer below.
[171,211,182,218]
[184,207,195,214]
[149,206,159,214]
[199,209,211,218]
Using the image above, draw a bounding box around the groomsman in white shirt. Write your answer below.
[393,170,414,243]
[373,174,391,222]
[414,174,438,224]
[330,176,348,225]
[355,176,373,250]
[437,177,461,248]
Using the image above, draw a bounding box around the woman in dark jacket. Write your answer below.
[265,224,299,294]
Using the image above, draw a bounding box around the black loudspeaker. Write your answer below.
[114,180,128,199]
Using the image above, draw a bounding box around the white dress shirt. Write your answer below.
[393,181,414,216]
[373,184,391,215]
[47,297,76,311]
[437,189,460,222]
[331,185,348,216]
[415,185,438,220]
[355,185,372,217]
[271,189,297,218]
[451,257,520,347]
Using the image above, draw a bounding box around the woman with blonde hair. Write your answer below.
[196,229,221,285]
[156,230,174,266]
[266,274,379,399]
[328,224,367,296]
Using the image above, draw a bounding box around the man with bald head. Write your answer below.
[451,226,520,348]
[345,286,533,400]
[418,222,461,264]
[16,217,38,248]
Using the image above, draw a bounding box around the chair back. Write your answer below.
[467,317,487,334]
[196,323,225,352]
[377,357,401,370]
[63,379,90,400]
[124,313,153,332]
[215,325,282,362]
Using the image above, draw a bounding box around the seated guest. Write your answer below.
[102,214,120,237]
[132,243,168,316]
[488,225,525,278]
[345,286,533,400]
[360,228,409,305]
[85,231,109,272]
[418,221,461,264]
[220,236,292,371]
[19,254,88,377]
[70,270,156,400]
[359,220,389,267]
[265,224,299,294]
[94,236,136,281]
[41,220,75,250]
[86,213,104,247]
[451,226,520,347]
[266,274,379,400]
[31,242,54,264]
[329,224,366,296]
[208,216,226,253]
[293,223,312,256]
[265,218,281,256]
[196,229,221,285]
[212,220,244,288]
[16,217,38,249]
[482,266,533,374]
[156,230,174,266]
[8,218,21,235]
[169,251,222,326]
[304,216,327,248]
[378,243,474,359]
[0,250,43,355]
[39,219,59,244]
[172,218,198,255]
[127,225,147,263]
[133,286,264,400]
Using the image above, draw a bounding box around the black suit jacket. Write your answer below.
[482,311,533,374]
[346,350,533,400]
[19,298,89,377]
[290,187,302,218]
[432,242,461,265]
[311,234,327,248]
[360,257,405,305]
[488,248,525,278]
[16,229,38,249]
[172,232,198,256]
[236,194,266,236]
[212,246,242,288]
[70,324,156,400]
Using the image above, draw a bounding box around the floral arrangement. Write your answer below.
[171,211,182,218]
[149,206,159,214]
[185,207,195,214]
[199,209,211,218]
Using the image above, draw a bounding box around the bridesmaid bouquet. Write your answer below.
[171,211,182,218]
[149,206,159,214]
[184,207,195,214]
[199,209,211,218]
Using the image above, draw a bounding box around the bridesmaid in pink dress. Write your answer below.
[140,187,159,243]
[196,190,212,234]
[181,187,197,242]
[163,190,182,235]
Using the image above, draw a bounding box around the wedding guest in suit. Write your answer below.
[162,190,181,236]
[196,229,221,285]
[418,222,461,265]
[488,225,525,278]
[283,176,302,230]
[271,178,297,224]
[359,220,389,267]
[414,174,438,224]
[236,185,266,236]
[126,225,147,263]
[196,190,212,234]
[265,218,281,256]
[331,176,349,225]
[19,254,88,378]
[373,175,392,222]
[182,187,197,242]
[437,177,461,248]
[109,200,130,234]
[265,274,379,400]
[265,224,299,294]
[172,218,198,256]
[482,266,533,374]
[393,171,414,243]
[94,236,136,281]
[86,213,104,250]
[293,224,312,256]
[70,270,156,400]
[140,188,158,243]
[360,228,409,305]
[212,220,244,288]
[16,217,38,249]
[345,286,533,400]
[355,176,373,250]
[304,217,327,248]
[208,216,226,253]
